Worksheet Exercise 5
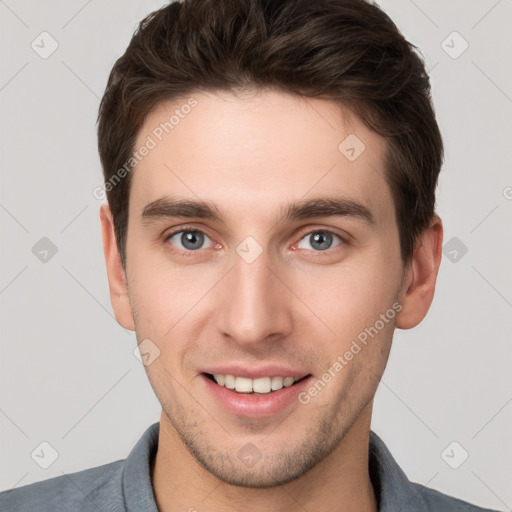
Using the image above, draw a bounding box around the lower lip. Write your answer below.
[200,374,313,418]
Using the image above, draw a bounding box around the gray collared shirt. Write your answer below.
[0,422,502,511]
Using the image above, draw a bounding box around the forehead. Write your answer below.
[129,89,393,228]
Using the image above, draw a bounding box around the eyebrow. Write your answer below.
[141,195,375,227]
[141,197,223,225]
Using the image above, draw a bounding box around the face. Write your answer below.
[107,89,410,487]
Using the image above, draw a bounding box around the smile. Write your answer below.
[201,372,313,418]
[206,373,307,394]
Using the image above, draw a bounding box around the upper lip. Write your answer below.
[201,365,310,379]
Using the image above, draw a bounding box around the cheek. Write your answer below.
[128,268,202,380]
[289,255,401,342]
[127,248,219,339]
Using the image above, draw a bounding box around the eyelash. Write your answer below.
[164,225,347,257]
[164,226,218,257]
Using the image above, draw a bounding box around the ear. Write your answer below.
[99,204,135,331]
[395,215,443,329]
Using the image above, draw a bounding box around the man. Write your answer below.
[0,0,502,510]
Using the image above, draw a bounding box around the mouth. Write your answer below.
[199,365,314,417]
[203,373,311,395]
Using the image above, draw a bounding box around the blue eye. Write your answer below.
[297,231,343,251]
[165,228,345,256]
[167,230,213,251]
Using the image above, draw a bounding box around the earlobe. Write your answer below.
[99,204,135,331]
[395,215,443,330]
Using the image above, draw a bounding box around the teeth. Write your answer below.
[271,376,284,390]
[211,374,301,394]
[235,377,253,393]
[224,374,235,389]
[253,377,271,393]
[283,376,295,387]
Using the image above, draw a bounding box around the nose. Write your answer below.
[215,249,293,348]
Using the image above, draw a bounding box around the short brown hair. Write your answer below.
[97,0,443,269]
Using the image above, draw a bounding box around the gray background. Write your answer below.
[1,0,511,509]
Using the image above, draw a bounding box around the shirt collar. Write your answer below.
[123,422,160,512]
[369,430,421,510]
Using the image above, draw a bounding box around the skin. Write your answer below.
[100,89,443,512]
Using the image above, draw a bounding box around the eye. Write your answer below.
[296,230,344,251]
[166,229,215,252]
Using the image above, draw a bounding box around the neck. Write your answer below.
[151,405,378,512]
